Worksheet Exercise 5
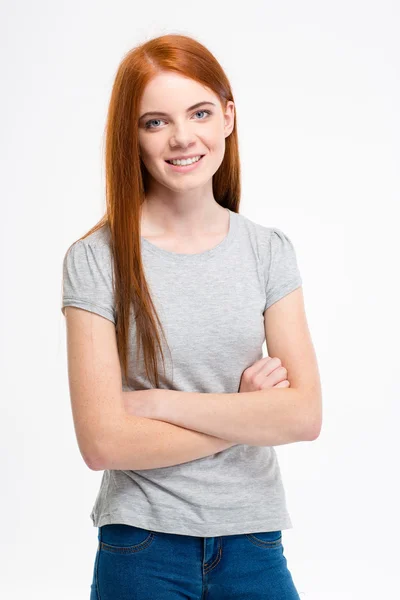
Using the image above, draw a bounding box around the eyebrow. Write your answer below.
[139,101,216,121]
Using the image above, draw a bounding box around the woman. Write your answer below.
[61,33,322,599]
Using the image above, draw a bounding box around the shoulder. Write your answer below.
[62,225,115,291]
[235,211,295,263]
[61,224,116,322]
[64,225,113,263]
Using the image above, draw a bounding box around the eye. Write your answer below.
[144,109,212,130]
[194,109,212,120]
[144,118,166,130]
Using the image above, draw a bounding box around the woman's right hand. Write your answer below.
[239,356,290,393]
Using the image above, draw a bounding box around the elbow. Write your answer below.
[305,419,322,441]
[88,437,115,471]
[84,447,107,471]
[89,411,133,470]
[87,455,105,471]
[302,411,322,441]
[87,413,134,471]
[82,436,111,471]
[298,394,323,442]
[79,413,126,471]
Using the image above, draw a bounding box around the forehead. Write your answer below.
[139,72,217,111]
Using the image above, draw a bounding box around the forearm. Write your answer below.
[98,409,237,471]
[151,388,313,446]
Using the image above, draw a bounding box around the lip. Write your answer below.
[165,153,205,161]
[165,154,205,173]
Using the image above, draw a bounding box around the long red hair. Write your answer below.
[64,33,242,388]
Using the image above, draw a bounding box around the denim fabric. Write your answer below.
[90,524,300,599]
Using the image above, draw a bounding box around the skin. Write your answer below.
[137,71,236,243]
[124,73,290,421]
[124,357,290,420]
[136,72,289,389]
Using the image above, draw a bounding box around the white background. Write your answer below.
[1,1,399,598]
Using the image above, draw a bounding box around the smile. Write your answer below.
[165,155,205,172]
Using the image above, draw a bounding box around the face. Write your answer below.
[137,72,235,194]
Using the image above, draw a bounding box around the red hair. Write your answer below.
[65,33,241,387]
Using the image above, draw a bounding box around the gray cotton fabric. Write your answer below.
[61,208,303,537]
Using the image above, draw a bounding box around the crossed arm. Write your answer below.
[98,385,318,470]
[122,288,322,451]
[123,385,318,448]
[101,288,322,470]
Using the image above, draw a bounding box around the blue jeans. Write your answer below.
[90,523,301,599]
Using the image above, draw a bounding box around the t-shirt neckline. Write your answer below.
[140,208,237,263]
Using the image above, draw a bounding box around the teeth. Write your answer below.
[168,155,202,166]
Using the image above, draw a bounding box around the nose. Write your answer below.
[169,121,196,149]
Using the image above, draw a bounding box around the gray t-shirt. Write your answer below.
[61,208,303,536]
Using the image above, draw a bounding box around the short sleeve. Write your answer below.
[264,228,303,312]
[61,239,116,324]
